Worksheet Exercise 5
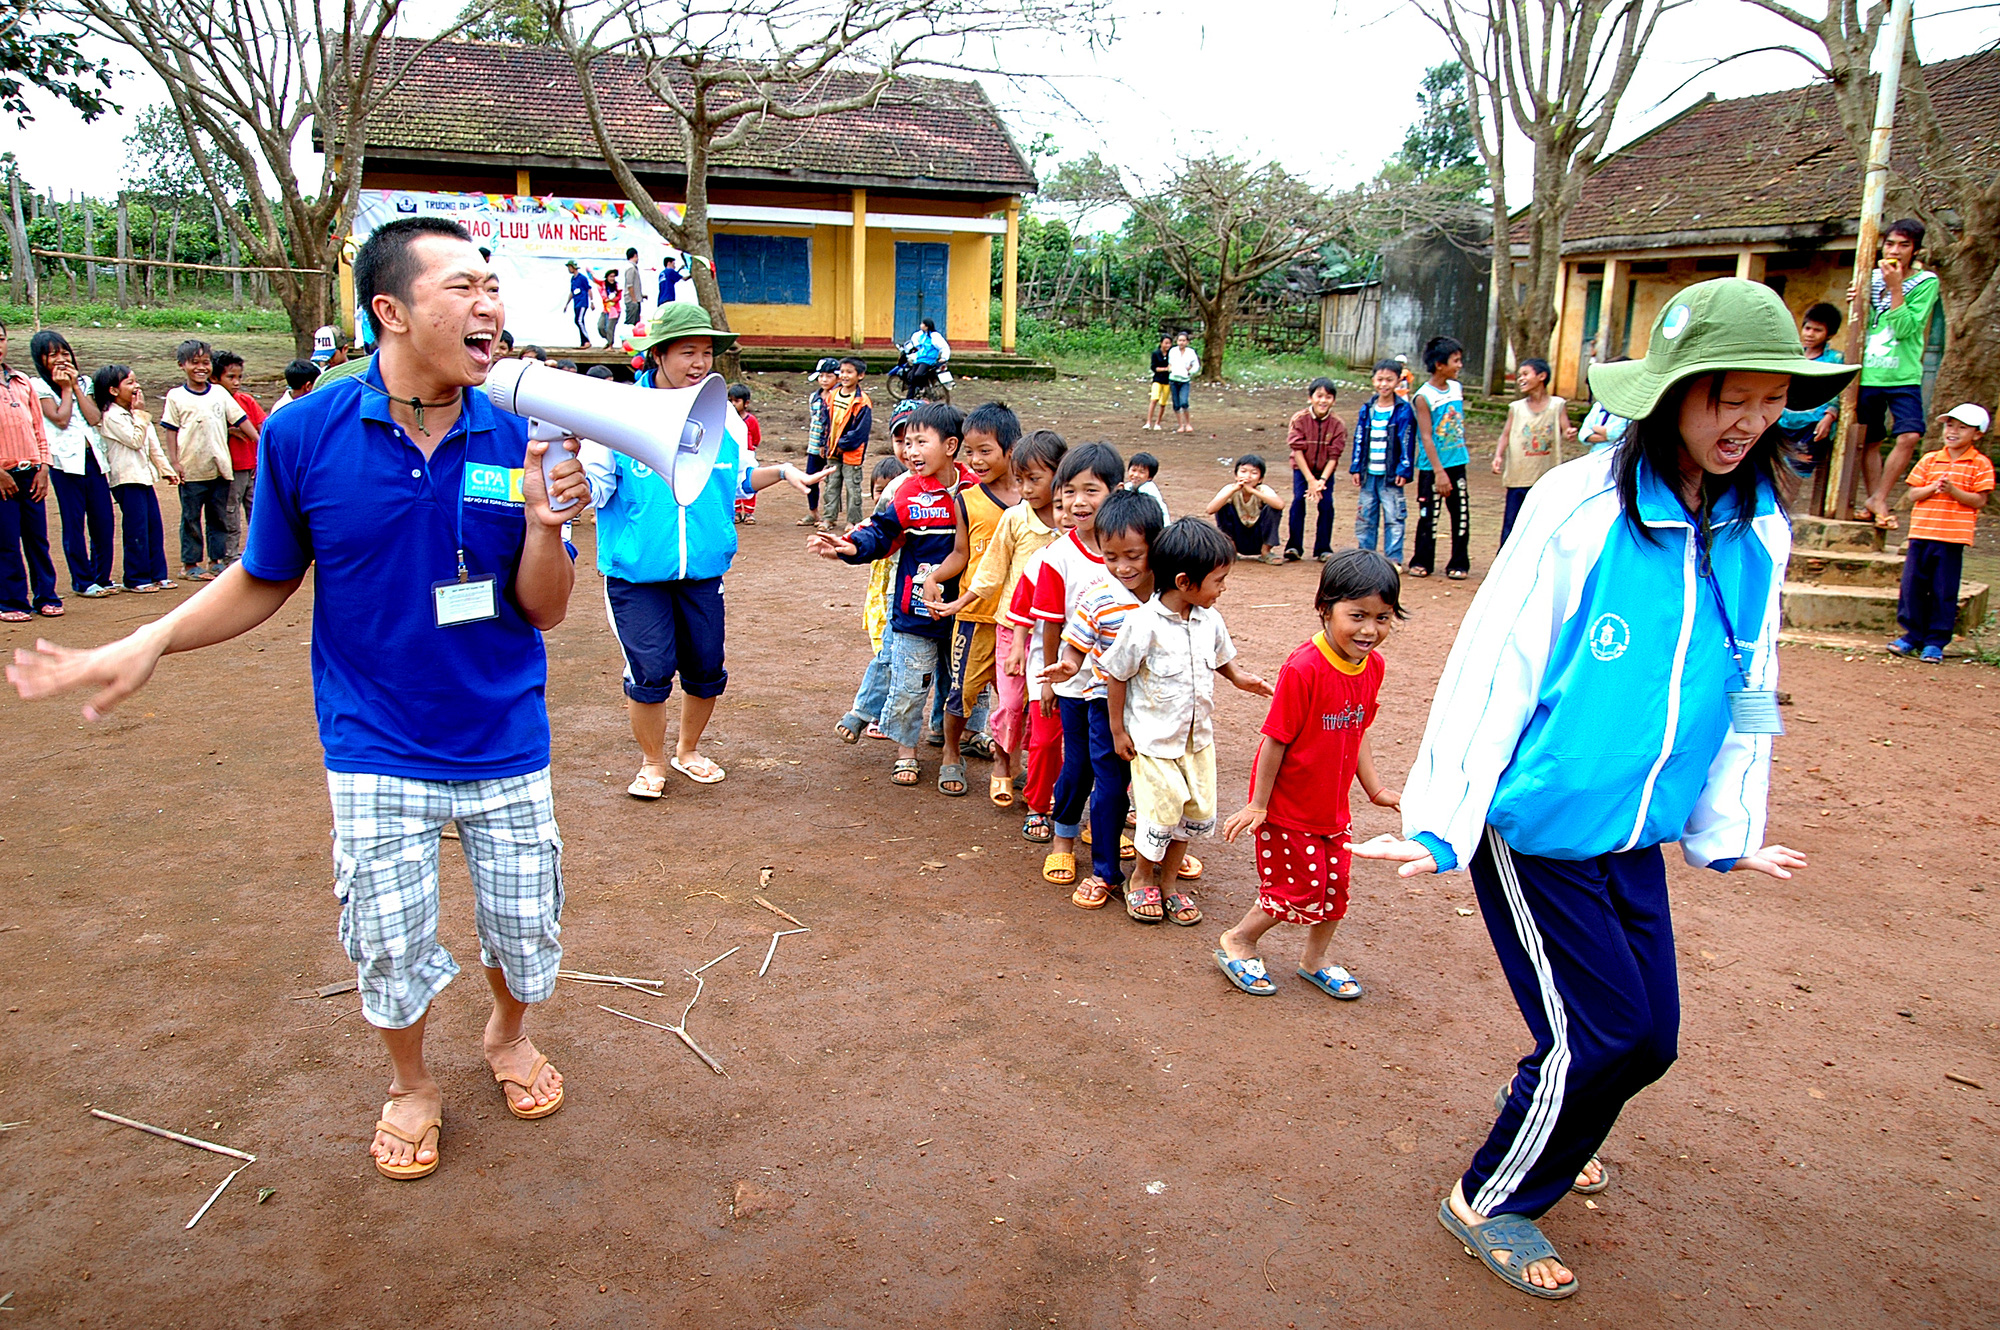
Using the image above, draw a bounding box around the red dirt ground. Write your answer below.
[2,369,1996,1327]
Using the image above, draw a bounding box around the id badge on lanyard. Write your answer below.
[1693,516,1782,735]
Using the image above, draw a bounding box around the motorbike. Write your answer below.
[886,351,953,403]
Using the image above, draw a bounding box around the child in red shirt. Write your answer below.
[212,349,264,562]
[1217,549,1404,998]
[729,382,762,523]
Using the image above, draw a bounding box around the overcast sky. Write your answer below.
[9,0,1996,215]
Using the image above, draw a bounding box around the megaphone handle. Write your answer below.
[541,436,580,513]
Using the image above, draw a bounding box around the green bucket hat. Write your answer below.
[1588,278,1858,420]
[635,299,738,355]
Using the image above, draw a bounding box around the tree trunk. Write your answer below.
[1197,284,1235,381]
[679,120,743,381]
[1932,224,2000,441]
[145,207,159,303]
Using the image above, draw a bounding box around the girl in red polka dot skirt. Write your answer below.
[1215,550,1404,997]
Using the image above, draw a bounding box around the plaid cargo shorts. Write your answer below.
[328,768,564,1029]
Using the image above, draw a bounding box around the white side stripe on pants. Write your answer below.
[1472,826,1574,1215]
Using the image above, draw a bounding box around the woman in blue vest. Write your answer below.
[582,302,803,800]
[1358,280,1856,1300]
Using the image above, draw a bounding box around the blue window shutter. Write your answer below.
[714,234,812,305]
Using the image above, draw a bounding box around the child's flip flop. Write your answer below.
[671,754,725,785]
[1215,949,1275,995]
[989,775,1014,808]
[372,1110,441,1181]
[1072,877,1112,909]
[1042,852,1075,886]
[1176,854,1202,881]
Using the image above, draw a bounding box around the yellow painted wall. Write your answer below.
[714,219,995,345]
[1553,266,1593,399]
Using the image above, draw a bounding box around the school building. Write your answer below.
[1527,49,1996,401]
[332,38,1036,352]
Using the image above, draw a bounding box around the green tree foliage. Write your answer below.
[454,0,555,45]
[124,103,246,200]
[0,0,116,127]
[1379,61,1485,199]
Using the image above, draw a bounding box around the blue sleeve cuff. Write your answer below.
[1707,856,1737,874]
[1411,831,1457,873]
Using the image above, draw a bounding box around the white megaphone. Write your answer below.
[483,359,731,511]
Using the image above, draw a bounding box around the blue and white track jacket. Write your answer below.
[1402,449,1783,873]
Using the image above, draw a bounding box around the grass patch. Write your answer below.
[0,301,294,334]
[1014,317,1361,390]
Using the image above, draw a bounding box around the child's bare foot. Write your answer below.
[1447,1180,1574,1293]
[371,1080,442,1170]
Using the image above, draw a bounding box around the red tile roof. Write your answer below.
[336,37,1036,195]
[1540,49,1998,249]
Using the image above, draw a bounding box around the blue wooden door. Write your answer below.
[894,242,949,343]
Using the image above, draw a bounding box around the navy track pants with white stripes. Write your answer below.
[1464,827,1680,1220]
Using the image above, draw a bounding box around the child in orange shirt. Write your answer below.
[1891,403,1992,662]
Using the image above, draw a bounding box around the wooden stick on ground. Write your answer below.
[90,1110,257,1163]
[600,1005,726,1076]
[186,1164,250,1230]
[753,896,807,928]
[758,928,812,978]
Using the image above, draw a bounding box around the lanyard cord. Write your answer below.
[1684,497,1751,687]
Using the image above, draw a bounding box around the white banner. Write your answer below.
[349,189,704,350]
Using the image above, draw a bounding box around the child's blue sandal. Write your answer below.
[1298,965,1363,1000]
[1887,636,1916,657]
[1214,949,1275,996]
[1920,645,1944,662]
[1437,1197,1578,1300]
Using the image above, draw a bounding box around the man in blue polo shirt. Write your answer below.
[7,216,591,1182]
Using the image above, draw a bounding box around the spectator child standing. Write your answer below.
[1493,357,1573,546]
[1031,441,1123,885]
[729,383,762,524]
[1046,488,1163,913]
[32,331,117,598]
[812,402,973,787]
[1206,454,1285,562]
[1411,337,1472,579]
[1168,331,1200,433]
[822,357,874,529]
[922,402,1023,800]
[1352,360,1418,566]
[1124,452,1170,522]
[1102,517,1272,926]
[157,339,251,582]
[564,260,594,347]
[801,357,840,528]
[212,349,265,562]
[1890,403,1992,662]
[1856,219,1943,529]
[597,270,623,345]
[1285,377,1347,563]
[270,358,320,414]
[1775,304,1844,476]
[90,364,178,593]
[1144,335,1173,431]
[0,321,60,619]
[1216,549,1404,997]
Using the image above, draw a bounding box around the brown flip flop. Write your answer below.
[373,1109,441,1180]
[496,1053,565,1120]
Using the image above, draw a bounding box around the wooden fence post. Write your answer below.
[83,202,97,301]
[8,174,35,312]
[115,195,130,308]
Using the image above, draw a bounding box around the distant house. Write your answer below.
[324,38,1037,351]
[1530,49,1996,400]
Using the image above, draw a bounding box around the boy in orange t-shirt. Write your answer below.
[1892,403,1993,662]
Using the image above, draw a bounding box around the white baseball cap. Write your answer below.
[1940,403,1991,432]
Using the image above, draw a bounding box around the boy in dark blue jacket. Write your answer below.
[1351,359,1419,565]
[810,402,974,786]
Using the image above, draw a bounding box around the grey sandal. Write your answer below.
[1437,1198,1578,1300]
[937,762,968,796]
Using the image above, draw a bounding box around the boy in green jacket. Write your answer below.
[1855,218,1942,529]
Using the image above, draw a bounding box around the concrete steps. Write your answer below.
[1779,514,1988,636]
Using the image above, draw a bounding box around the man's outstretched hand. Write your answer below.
[10,628,169,722]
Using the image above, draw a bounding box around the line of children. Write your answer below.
[157,338,253,583]
[800,357,838,529]
[922,402,1025,801]
[812,401,975,785]
[1102,516,1271,924]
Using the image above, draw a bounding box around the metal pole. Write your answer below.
[1825,0,1914,521]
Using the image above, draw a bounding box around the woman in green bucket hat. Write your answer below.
[1355,279,1856,1300]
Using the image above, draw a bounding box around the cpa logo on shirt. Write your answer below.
[1588,612,1630,662]
[464,464,525,506]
